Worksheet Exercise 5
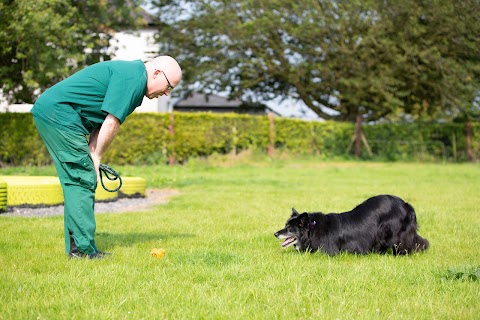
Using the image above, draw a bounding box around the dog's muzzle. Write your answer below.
[274,231,298,248]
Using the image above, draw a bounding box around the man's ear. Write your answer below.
[291,208,299,217]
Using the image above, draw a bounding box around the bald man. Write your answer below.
[31,56,182,259]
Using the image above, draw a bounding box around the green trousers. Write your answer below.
[34,117,98,255]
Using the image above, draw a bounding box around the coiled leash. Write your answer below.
[99,163,122,192]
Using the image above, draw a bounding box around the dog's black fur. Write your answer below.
[274,195,429,255]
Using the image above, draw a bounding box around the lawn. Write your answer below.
[0,156,479,319]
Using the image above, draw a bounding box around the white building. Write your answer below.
[110,25,173,113]
[1,12,319,120]
[1,18,173,114]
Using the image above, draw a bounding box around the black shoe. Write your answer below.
[68,250,88,259]
[68,230,110,259]
[68,250,108,259]
[95,250,112,258]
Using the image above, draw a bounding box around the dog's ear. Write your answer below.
[298,212,309,227]
[291,208,299,217]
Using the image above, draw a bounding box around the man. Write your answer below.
[31,56,182,259]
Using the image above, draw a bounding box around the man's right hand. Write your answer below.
[89,114,121,184]
[91,152,101,184]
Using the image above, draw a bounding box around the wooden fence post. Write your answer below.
[355,114,362,158]
[169,111,176,165]
[347,114,372,157]
[466,118,473,162]
[268,112,275,156]
[232,126,238,155]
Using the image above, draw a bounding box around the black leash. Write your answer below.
[99,163,122,192]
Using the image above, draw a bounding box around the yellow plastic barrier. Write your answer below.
[95,179,119,201]
[0,180,7,212]
[119,177,146,197]
[0,175,146,207]
[0,176,64,206]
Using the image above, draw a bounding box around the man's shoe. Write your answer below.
[68,249,108,259]
[87,251,109,259]
[68,230,111,259]
[68,250,89,259]
[95,250,112,258]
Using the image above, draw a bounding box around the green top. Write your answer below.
[32,60,147,133]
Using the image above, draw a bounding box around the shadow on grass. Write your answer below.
[96,231,195,249]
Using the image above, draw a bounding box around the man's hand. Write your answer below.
[89,128,101,183]
[89,114,121,183]
[91,152,101,184]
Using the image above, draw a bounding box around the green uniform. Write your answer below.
[32,60,147,254]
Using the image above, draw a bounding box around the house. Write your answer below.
[174,93,280,115]
[110,10,173,113]
[1,6,317,119]
[0,9,167,114]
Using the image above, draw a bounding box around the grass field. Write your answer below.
[0,156,479,319]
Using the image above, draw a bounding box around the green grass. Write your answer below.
[1,157,479,319]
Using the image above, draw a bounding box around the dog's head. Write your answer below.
[274,208,310,250]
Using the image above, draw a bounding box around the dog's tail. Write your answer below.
[413,234,429,252]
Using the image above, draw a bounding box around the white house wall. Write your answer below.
[1,28,171,113]
[111,29,171,113]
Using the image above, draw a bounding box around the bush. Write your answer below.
[0,112,478,166]
[0,113,50,166]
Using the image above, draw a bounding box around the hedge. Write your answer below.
[0,112,478,166]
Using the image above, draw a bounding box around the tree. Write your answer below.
[152,0,480,122]
[0,0,146,104]
[377,0,480,160]
[375,0,480,121]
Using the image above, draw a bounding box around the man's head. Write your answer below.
[145,56,182,99]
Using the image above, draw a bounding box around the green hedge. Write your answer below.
[0,112,478,166]
[363,122,479,161]
[0,113,50,165]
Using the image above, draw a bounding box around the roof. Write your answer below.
[175,93,242,108]
[174,93,281,116]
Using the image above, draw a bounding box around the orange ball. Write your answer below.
[150,248,166,258]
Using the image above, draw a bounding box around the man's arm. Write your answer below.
[88,128,100,154]
[89,114,121,182]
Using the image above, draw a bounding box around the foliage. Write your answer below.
[0,0,145,104]
[1,162,479,319]
[374,0,480,121]
[440,266,480,282]
[0,112,478,166]
[363,122,477,161]
[0,113,49,165]
[152,0,480,122]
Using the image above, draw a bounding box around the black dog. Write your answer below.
[274,195,429,255]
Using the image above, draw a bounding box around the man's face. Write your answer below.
[146,68,174,99]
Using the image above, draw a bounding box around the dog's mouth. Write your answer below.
[281,237,297,248]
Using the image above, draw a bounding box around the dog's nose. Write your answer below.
[274,232,278,237]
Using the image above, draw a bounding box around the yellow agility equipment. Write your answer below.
[0,175,146,206]
[0,176,63,206]
[95,181,119,201]
[0,180,7,212]
[119,177,146,198]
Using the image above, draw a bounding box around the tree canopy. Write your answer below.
[153,0,480,121]
[0,0,145,104]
